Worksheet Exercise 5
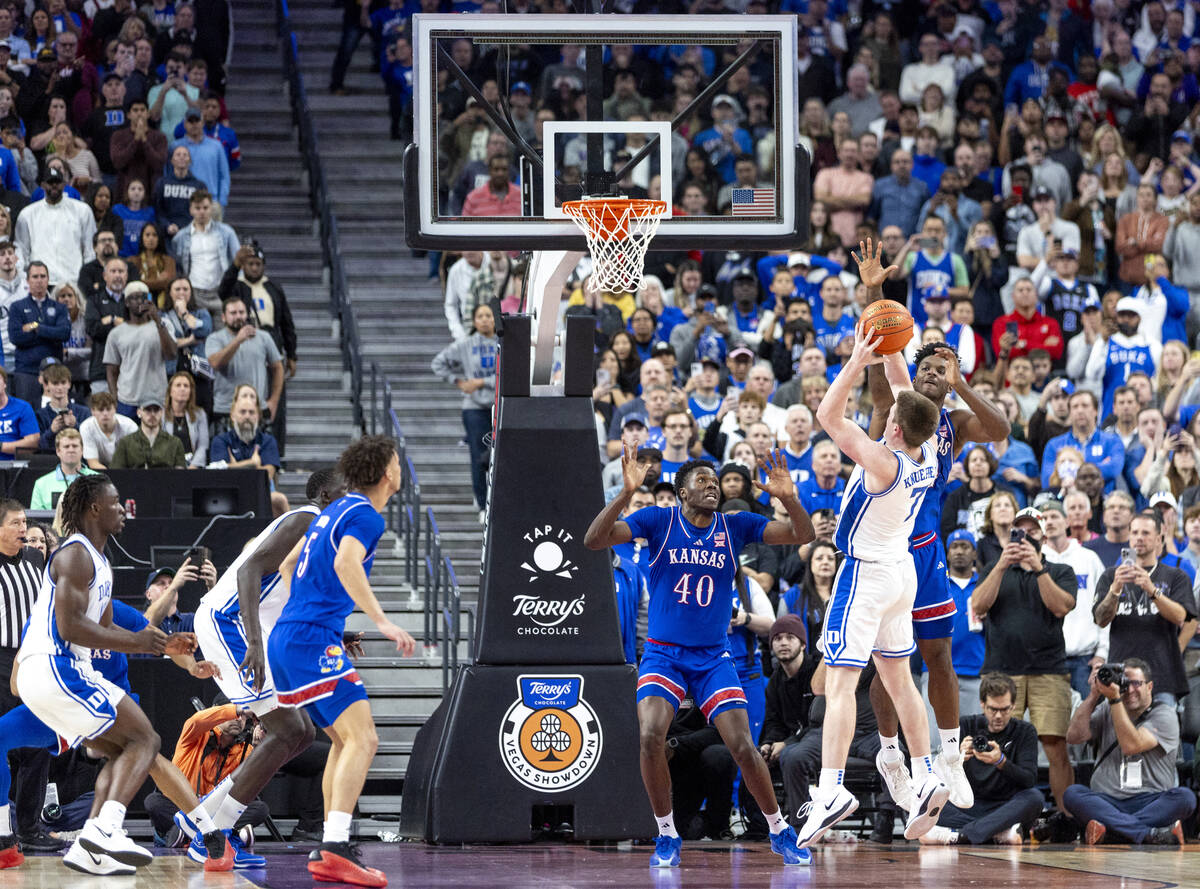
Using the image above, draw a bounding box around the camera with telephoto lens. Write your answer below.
[1096,663,1130,693]
[973,734,993,753]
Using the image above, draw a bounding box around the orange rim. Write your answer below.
[562,198,669,238]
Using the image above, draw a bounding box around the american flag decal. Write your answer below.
[730,187,775,216]
[714,533,726,548]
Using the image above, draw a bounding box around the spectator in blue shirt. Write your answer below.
[1003,35,1071,110]
[7,262,70,405]
[690,94,754,184]
[0,366,39,460]
[796,439,845,514]
[1041,389,1126,493]
[172,93,241,173]
[209,395,282,488]
[613,554,645,665]
[868,148,928,237]
[911,127,948,197]
[167,107,230,207]
[944,529,986,716]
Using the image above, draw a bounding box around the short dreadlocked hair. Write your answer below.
[674,459,718,499]
[305,467,341,502]
[913,342,959,374]
[58,474,113,537]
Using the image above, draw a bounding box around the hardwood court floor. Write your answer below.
[1,841,1197,889]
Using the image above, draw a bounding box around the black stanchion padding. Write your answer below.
[562,314,594,397]
[499,314,531,398]
[475,391,622,665]
[399,664,653,843]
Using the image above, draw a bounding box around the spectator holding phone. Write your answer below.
[971,507,1078,809]
[1093,512,1195,706]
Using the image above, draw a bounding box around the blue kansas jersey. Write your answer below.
[911,408,955,545]
[276,493,385,633]
[623,506,769,648]
[91,600,148,691]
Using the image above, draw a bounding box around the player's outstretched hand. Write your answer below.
[380,620,416,657]
[853,238,899,289]
[164,632,198,655]
[621,441,651,494]
[189,660,222,680]
[239,641,267,693]
[343,631,366,660]
[754,448,795,500]
[135,625,169,655]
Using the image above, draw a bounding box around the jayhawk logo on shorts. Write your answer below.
[318,644,345,674]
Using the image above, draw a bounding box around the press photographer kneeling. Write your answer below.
[919,673,1044,845]
[1063,658,1197,844]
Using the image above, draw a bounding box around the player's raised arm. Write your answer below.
[815,320,902,486]
[584,443,650,550]
[51,545,167,655]
[941,345,1011,448]
[854,238,901,440]
[756,448,815,545]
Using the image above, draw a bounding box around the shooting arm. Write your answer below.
[583,489,636,550]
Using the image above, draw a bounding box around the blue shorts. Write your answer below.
[910,533,956,641]
[267,621,366,728]
[637,640,747,722]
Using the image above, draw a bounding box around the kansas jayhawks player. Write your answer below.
[802,316,947,848]
[269,437,414,888]
[585,446,815,868]
[857,239,1011,814]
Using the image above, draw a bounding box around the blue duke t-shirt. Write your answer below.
[623,506,769,648]
[0,396,38,460]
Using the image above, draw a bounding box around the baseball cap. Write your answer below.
[1031,186,1054,200]
[1013,507,1046,532]
[184,106,202,120]
[1046,112,1068,125]
[36,47,54,62]
[511,81,532,95]
[139,395,164,410]
[1150,491,1179,510]
[1173,130,1192,144]
[921,284,950,301]
[1115,296,1144,316]
[729,346,755,361]
[124,280,151,299]
[946,528,976,548]
[42,167,64,184]
[1038,497,1066,515]
[699,355,722,368]
[786,252,811,268]
[145,566,175,587]
[1083,294,1101,311]
[651,341,675,357]
[769,613,808,648]
[38,356,59,371]
[621,413,647,429]
[1057,247,1079,259]
[733,268,757,282]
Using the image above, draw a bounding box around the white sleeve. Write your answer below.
[745,576,774,622]
[1031,258,1052,295]
[1084,336,1108,388]
[80,419,98,460]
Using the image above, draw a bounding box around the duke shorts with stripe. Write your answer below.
[16,654,125,750]
[910,532,956,640]
[268,620,365,728]
[637,640,747,722]
[821,556,918,667]
[195,602,279,716]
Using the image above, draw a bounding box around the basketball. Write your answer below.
[859,300,914,355]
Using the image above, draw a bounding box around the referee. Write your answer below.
[0,498,61,851]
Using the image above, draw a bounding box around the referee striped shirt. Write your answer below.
[0,548,44,650]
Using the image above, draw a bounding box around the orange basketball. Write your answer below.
[859,299,914,355]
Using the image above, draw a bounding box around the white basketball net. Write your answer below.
[563,198,669,294]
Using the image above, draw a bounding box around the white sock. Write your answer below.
[323,810,352,844]
[97,800,127,833]
[765,810,787,834]
[188,804,216,835]
[214,795,248,832]
[202,775,234,817]
[817,767,844,800]
[656,811,678,838]
[0,803,10,836]
[911,755,934,780]
[938,728,961,760]
[879,734,902,763]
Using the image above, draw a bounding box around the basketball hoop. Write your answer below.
[562,197,669,294]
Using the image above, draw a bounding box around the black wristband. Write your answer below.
[1035,566,1048,576]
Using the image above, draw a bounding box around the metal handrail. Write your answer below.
[275,0,364,429]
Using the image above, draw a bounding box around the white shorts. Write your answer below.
[820,556,917,668]
[195,602,279,717]
[16,654,126,750]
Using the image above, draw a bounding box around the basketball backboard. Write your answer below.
[403,14,807,251]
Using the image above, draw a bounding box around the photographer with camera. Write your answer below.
[919,673,1044,845]
[971,506,1078,809]
[1063,658,1196,844]
[1093,512,1196,706]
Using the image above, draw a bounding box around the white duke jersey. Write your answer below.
[835,441,938,562]
[200,505,319,632]
[19,533,112,662]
